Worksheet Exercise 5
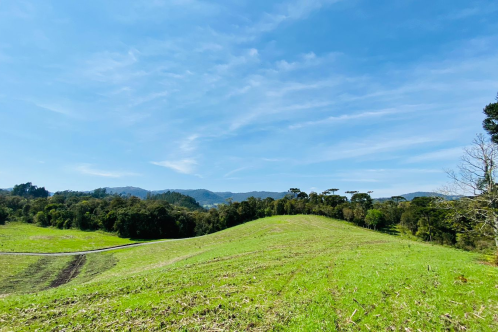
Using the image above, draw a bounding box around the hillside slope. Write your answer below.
[1,216,497,331]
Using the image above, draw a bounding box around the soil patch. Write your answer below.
[0,257,69,294]
[50,255,87,288]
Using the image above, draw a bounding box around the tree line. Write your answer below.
[0,183,494,253]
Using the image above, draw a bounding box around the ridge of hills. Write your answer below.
[375,191,462,202]
[103,187,288,206]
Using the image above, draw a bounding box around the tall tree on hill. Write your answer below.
[391,196,406,204]
[345,191,359,201]
[289,188,301,199]
[297,191,308,199]
[482,93,498,143]
[351,193,373,211]
[92,188,108,199]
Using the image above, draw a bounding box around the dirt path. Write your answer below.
[49,255,87,288]
[0,235,205,256]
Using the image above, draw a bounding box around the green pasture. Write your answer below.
[0,215,497,331]
[0,222,138,253]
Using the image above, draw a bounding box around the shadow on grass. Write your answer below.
[129,238,163,242]
[379,225,400,236]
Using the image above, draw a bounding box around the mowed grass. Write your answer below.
[1,215,498,331]
[0,222,138,253]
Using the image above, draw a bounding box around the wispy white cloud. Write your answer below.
[275,51,339,72]
[249,0,342,34]
[195,43,223,53]
[262,158,286,162]
[338,168,442,177]
[229,100,335,131]
[311,133,453,163]
[0,1,36,20]
[214,48,260,73]
[225,80,261,99]
[83,50,140,83]
[102,86,132,96]
[75,164,140,178]
[224,166,252,178]
[129,90,169,107]
[151,158,197,174]
[289,108,407,129]
[405,147,465,163]
[118,111,151,126]
[179,135,199,153]
[34,102,73,116]
[265,78,345,97]
[440,4,498,21]
[111,0,222,24]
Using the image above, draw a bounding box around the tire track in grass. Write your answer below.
[49,255,87,288]
[276,238,345,297]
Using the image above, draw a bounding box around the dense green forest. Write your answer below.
[0,182,495,255]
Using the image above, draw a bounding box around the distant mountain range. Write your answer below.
[103,187,289,206]
[375,191,462,202]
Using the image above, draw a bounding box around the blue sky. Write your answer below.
[1,0,497,197]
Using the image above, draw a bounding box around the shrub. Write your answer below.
[34,211,50,227]
[0,206,8,225]
[365,209,383,230]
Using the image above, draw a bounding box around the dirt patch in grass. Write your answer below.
[50,255,87,288]
[0,257,70,294]
[0,255,88,295]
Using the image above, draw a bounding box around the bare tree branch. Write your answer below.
[439,134,498,249]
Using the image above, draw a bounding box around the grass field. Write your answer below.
[1,215,497,331]
[0,222,139,253]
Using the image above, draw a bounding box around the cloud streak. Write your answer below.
[289,108,406,129]
[224,166,252,178]
[311,133,454,164]
[405,147,465,163]
[75,164,141,178]
[151,159,198,174]
[249,0,342,34]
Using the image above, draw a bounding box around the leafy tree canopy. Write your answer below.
[482,93,498,143]
[11,182,49,198]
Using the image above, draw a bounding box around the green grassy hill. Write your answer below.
[1,215,497,331]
